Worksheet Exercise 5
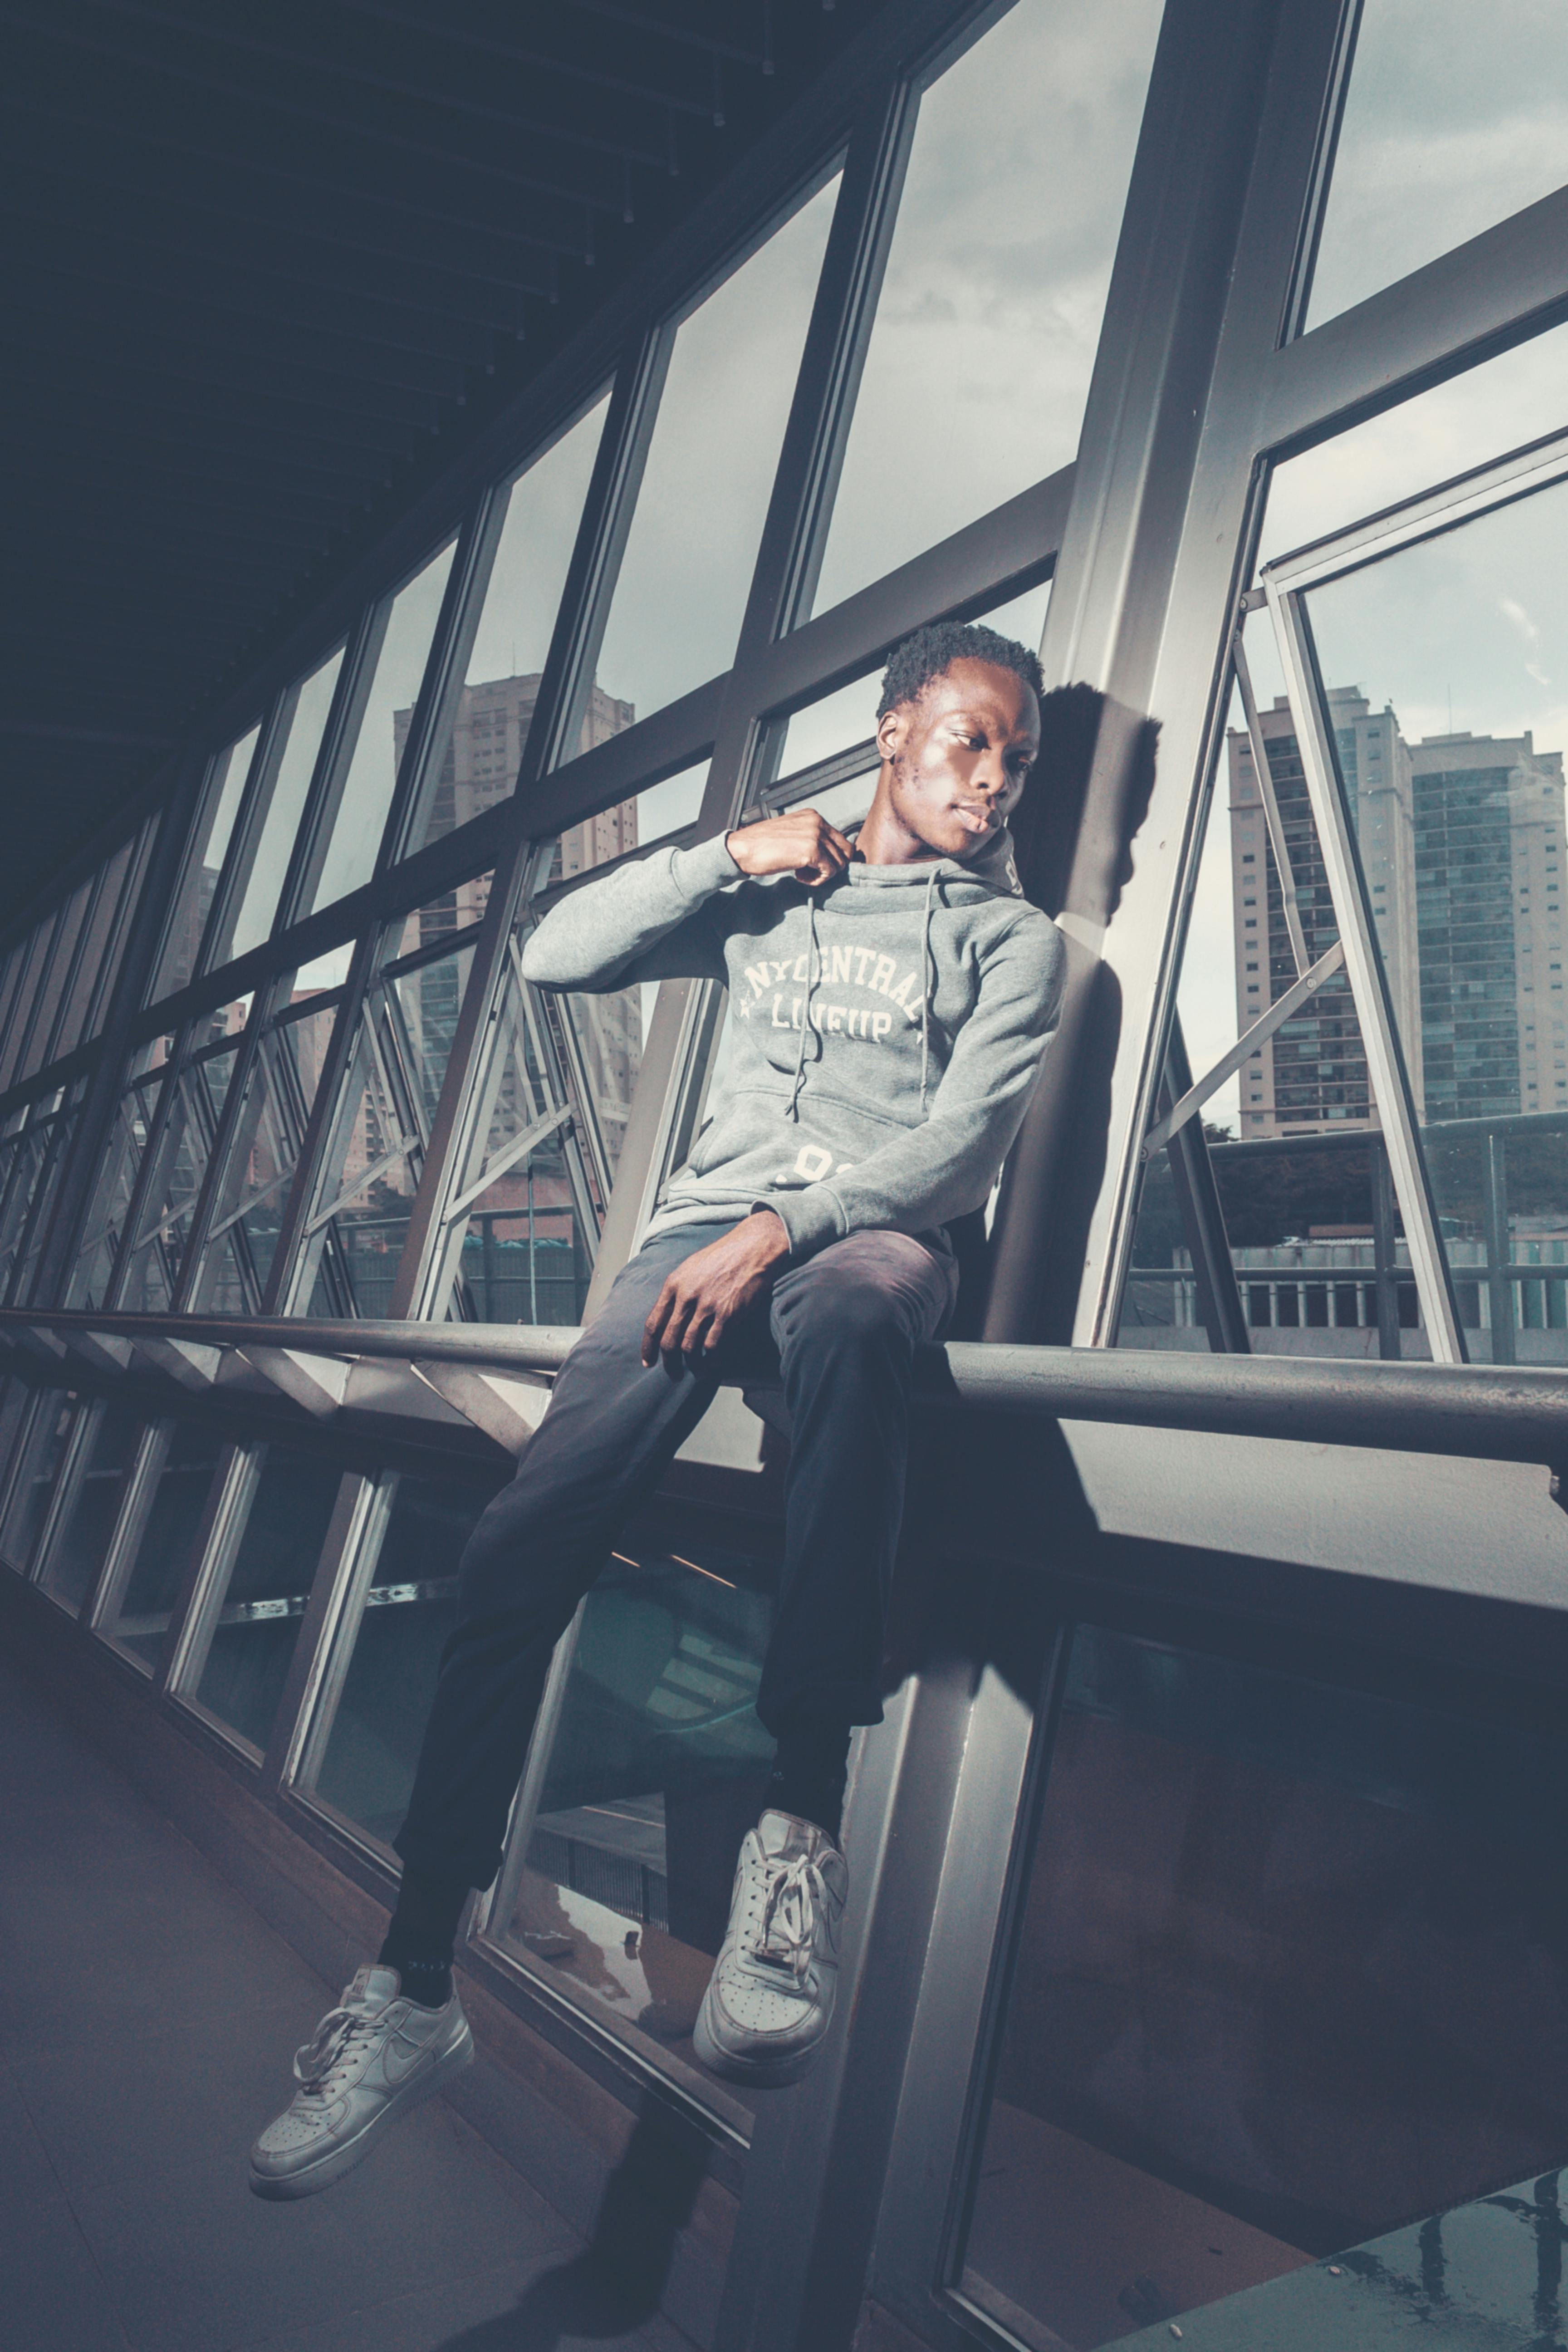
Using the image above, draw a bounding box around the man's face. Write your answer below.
[873,658,1040,862]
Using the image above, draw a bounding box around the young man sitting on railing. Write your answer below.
[250,620,1064,2199]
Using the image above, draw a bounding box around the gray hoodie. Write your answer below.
[520,825,1064,1259]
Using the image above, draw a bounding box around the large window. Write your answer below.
[593,177,839,722]
[811,0,1161,616]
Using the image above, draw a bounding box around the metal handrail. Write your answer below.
[5,1304,1568,1469]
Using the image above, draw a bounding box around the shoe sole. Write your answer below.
[249,2025,475,2201]
[691,1999,822,2089]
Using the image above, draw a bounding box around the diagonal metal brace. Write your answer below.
[1142,939,1347,1161]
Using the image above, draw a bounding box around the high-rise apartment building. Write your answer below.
[1227,691,1566,1135]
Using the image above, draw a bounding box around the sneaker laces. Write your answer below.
[748,1852,826,1980]
[293,2006,379,2097]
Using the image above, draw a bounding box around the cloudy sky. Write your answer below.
[1307,0,1568,328]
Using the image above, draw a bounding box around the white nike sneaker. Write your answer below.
[692,1810,848,2088]
[249,1964,474,2200]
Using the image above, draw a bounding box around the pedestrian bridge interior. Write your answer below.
[6,2,1568,2348]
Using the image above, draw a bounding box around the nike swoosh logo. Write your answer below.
[382,2032,434,2086]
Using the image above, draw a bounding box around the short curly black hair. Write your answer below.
[876,621,1044,719]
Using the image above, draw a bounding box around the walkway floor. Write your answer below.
[0,1645,696,2352]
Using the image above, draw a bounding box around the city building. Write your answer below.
[1230,693,1566,1133]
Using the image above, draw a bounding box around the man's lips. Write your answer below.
[952,803,996,835]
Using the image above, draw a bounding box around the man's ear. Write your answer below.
[876,704,905,760]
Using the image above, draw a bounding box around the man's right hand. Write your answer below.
[726,808,855,888]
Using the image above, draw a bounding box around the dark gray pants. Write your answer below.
[394,1219,958,1888]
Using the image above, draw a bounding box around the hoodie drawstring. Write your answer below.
[788,891,819,1121]
[790,872,941,1118]
[919,867,937,1114]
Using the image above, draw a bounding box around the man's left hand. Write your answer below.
[641,1212,792,1369]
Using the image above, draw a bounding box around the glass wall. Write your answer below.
[955,1620,1568,2349]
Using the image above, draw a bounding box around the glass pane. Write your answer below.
[224,650,345,965]
[192,1446,344,1753]
[812,0,1161,616]
[311,546,456,915]
[195,1000,338,1314]
[7,1093,83,1308]
[438,853,643,1326]
[103,1421,224,1673]
[1261,320,1568,573]
[1306,0,1568,332]
[301,920,476,1317]
[0,924,54,1091]
[635,761,707,847]
[56,861,118,1059]
[39,1401,143,1616]
[492,1499,775,2088]
[65,1041,174,1310]
[407,399,609,857]
[118,1026,245,1315]
[594,177,839,722]
[153,729,258,1000]
[1299,471,1568,1363]
[960,1623,1568,2348]
[76,826,150,1049]
[23,882,92,1080]
[306,1473,498,1848]
[0,1391,79,1575]
[1116,612,1428,1358]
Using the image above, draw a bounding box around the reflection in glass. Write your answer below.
[306,1474,497,1848]
[101,1421,224,1673]
[191,1446,344,1753]
[225,651,345,964]
[960,1624,1568,2348]
[312,546,456,915]
[813,0,1161,616]
[1306,0,1568,331]
[594,178,838,721]
[1300,473,1568,1360]
[491,1501,774,2094]
[39,1402,143,1616]
[153,728,259,999]
[407,400,608,858]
